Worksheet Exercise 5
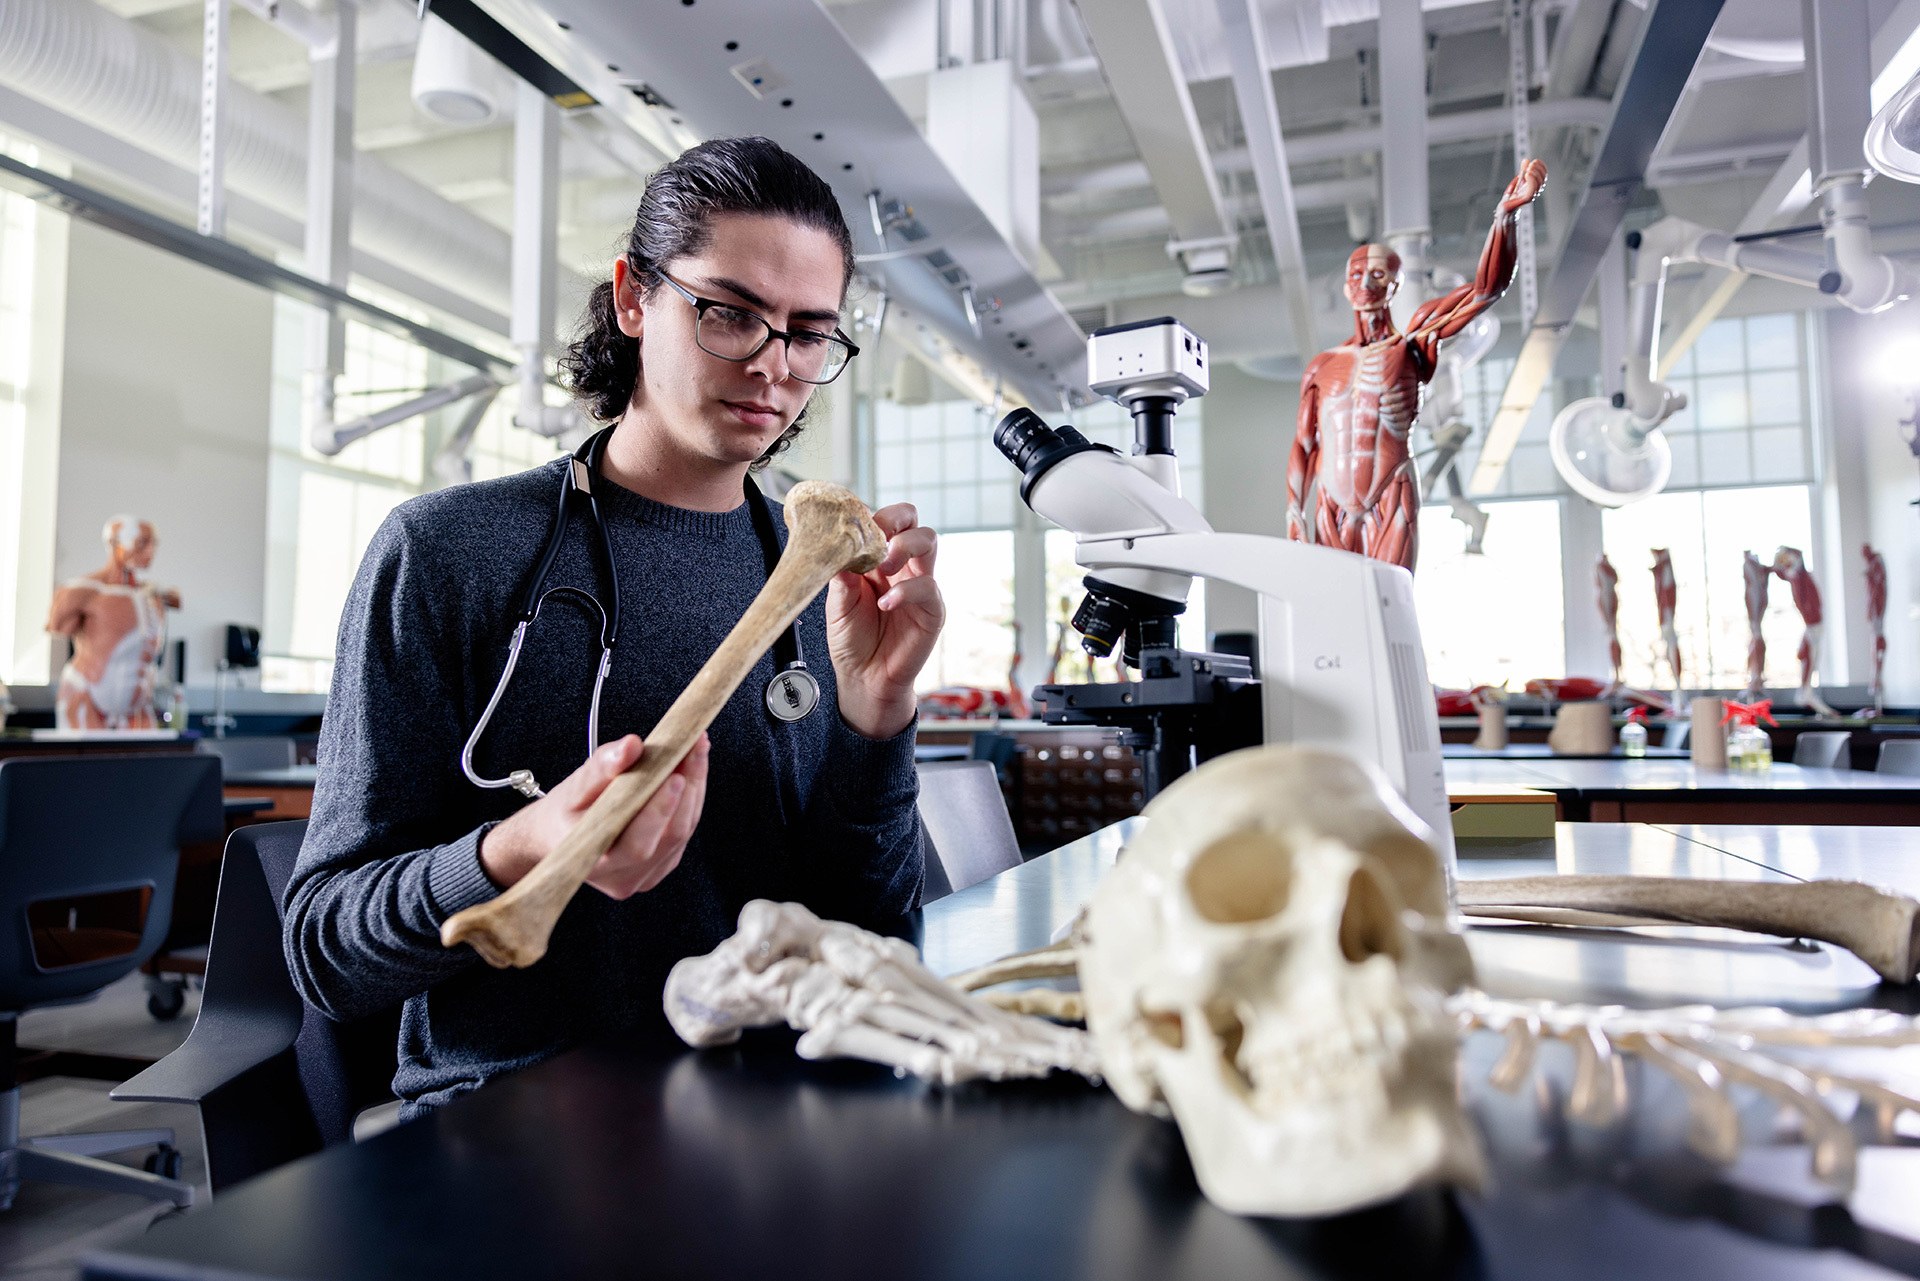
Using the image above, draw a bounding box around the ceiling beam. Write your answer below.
[1468,0,1726,495]
[1072,0,1235,270]
[1215,0,1315,352]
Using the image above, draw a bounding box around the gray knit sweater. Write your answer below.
[283,458,923,1110]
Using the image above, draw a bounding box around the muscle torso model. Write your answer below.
[1288,159,1546,572]
[1595,554,1621,691]
[1772,546,1838,718]
[45,516,180,730]
[1742,550,1771,699]
[1651,548,1682,694]
[1864,544,1888,712]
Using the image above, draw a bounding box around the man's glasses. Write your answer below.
[652,271,858,385]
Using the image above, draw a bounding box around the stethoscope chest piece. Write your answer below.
[766,662,820,723]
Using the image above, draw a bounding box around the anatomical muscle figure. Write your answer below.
[1652,548,1682,694]
[45,516,179,730]
[1773,546,1839,718]
[1287,159,1547,571]
[1743,550,1771,700]
[1865,544,1888,713]
[1595,554,1621,692]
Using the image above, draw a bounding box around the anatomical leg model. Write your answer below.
[1651,549,1682,696]
[1773,546,1838,719]
[1865,544,1888,713]
[1742,550,1770,700]
[1287,160,1547,573]
[45,516,180,730]
[1595,555,1621,693]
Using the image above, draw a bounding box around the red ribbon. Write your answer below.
[1720,699,1777,728]
[1625,706,1648,723]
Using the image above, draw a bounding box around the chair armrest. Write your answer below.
[113,1006,301,1106]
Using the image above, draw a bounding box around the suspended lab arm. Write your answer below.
[430,380,505,487]
[315,372,502,456]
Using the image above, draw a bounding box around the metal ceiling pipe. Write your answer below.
[1041,96,1611,200]
[0,0,514,314]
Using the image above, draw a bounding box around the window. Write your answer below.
[871,397,1016,534]
[469,388,565,484]
[0,138,52,685]
[1600,485,1815,691]
[919,529,1017,693]
[1414,498,1566,689]
[1657,314,1814,489]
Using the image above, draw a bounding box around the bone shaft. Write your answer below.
[1459,875,1920,983]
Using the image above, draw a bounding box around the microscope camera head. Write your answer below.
[1087,317,1209,409]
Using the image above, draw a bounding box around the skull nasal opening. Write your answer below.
[1186,833,1292,924]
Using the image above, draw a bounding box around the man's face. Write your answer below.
[1344,245,1400,312]
[618,211,846,469]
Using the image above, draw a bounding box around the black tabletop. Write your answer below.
[84,824,1920,1280]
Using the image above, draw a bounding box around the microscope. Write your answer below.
[995,317,1454,864]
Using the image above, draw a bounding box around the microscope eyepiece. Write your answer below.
[994,408,1112,499]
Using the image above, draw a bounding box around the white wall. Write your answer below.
[1196,363,1296,634]
[52,221,273,689]
[1825,310,1919,705]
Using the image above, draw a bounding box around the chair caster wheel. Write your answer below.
[144,1144,183,1180]
[147,983,186,1020]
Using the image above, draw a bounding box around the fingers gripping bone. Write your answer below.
[666,901,1101,1085]
[442,484,885,969]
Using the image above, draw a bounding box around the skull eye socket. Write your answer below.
[1339,865,1405,964]
[1185,832,1292,924]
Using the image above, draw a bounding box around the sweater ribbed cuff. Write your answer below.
[425,824,503,922]
[826,711,918,802]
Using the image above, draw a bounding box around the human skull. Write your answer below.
[1076,745,1482,1217]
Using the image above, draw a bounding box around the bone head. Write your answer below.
[782,481,886,573]
[1077,745,1480,1218]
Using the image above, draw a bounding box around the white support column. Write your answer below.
[303,0,354,451]
[1506,0,1537,329]
[1011,503,1050,699]
[1559,485,1608,682]
[511,79,564,433]
[197,0,230,237]
[1378,0,1430,326]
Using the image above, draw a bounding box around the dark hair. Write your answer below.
[559,137,857,467]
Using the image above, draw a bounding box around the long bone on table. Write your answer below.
[440,481,887,970]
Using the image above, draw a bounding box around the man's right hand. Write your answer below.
[478,733,710,900]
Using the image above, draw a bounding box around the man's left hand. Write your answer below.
[827,503,944,739]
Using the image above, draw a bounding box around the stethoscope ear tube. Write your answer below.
[462,620,548,799]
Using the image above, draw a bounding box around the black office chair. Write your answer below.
[1792,730,1852,770]
[0,755,221,1212]
[195,736,297,774]
[113,821,400,1194]
[916,761,1024,904]
[1877,740,1920,777]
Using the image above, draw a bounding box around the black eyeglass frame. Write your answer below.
[649,269,860,385]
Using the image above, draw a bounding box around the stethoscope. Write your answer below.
[460,425,819,801]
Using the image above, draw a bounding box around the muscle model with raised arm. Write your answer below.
[1287,159,1547,571]
[45,516,180,730]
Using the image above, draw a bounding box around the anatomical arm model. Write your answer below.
[1864,544,1887,712]
[1651,548,1682,695]
[1773,546,1839,718]
[1285,159,1547,572]
[1595,555,1621,692]
[1742,550,1770,700]
[45,516,179,731]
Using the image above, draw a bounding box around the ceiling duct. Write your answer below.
[0,0,520,316]
[412,12,507,126]
[495,0,1087,406]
